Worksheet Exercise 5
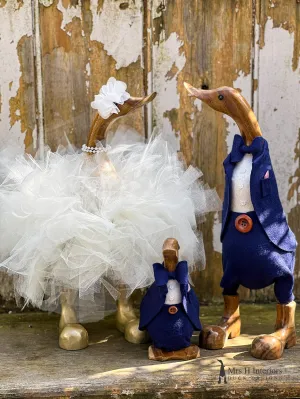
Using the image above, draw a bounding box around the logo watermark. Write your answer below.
[217,359,227,384]
[216,360,297,383]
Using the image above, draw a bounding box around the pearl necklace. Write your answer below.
[81,144,111,154]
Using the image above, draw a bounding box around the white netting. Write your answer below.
[0,128,221,321]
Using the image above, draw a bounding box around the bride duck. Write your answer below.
[184,82,297,360]
[0,78,219,350]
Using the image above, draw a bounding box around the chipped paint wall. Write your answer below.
[0,0,36,149]
[0,0,299,305]
[258,18,299,214]
[90,0,143,69]
[152,31,186,150]
[0,0,37,305]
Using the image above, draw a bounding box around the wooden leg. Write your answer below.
[116,289,149,344]
[250,301,296,360]
[115,290,137,333]
[199,295,241,349]
[59,290,89,351]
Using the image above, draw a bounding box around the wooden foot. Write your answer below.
[124,318,149,344]
[148,345,200,361]
[250,301,296,360]
[59,324,89,351]
[199,295,241,350]
[116,293,137,333]
[59,290,89,350]
[116,291,149,344]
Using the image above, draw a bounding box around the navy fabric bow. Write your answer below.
[153,261,189,300]
[231,134,265,163]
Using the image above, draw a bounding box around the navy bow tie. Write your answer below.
[153,261,189,299]
[231,134,265,163]
[153,261,189,286]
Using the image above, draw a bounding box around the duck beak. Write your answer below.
[184,82,201,97]
[184,82,214,102]
[115,92,156,117]
[126,92,157,110]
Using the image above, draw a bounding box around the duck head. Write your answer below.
[87,92,156,148]
[184,82,262,145]
[163,238,180,272]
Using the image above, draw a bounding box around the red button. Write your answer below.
[168,306,178,315]
[235,214,253,233]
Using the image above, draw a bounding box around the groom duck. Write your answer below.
[184,82,297,360]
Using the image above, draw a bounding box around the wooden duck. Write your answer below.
[139,238,201,361]
[59,89,156,350]
[184,82,297,360]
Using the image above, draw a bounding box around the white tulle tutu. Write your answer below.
[0,128,220,321]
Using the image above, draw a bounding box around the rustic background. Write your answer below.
[0,0,299,305]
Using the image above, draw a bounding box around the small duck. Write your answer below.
[139,238,201,361]
[184,82,297,360]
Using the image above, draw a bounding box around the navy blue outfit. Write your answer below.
[139,261,201,351]
[221,135,297,304]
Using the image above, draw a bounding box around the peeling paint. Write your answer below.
[39,0,54,6]
[194,98,202,112]
[259,5,299,71]
[85,61,90,90]
[57,0,82,35]
[258,18,300,214]
[152,0,166,44]
[0,0,35,148]
[153,32,186,150]
[90,0,143,69]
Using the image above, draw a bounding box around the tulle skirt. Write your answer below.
[0,129,220,321]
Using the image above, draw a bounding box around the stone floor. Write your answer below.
[0,304,300,398]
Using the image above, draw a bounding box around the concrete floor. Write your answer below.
[0,304,300,398]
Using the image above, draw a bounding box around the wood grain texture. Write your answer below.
[1,306,300,398]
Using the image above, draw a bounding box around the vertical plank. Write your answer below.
[0,0,37,149]
[151,0,254,302]
[39,0,146,150]
[0,0,37,305]
[255,0,300,301]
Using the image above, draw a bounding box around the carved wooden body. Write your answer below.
[59,91,156,350]
[184,82,296,360]
[146,238,200,361]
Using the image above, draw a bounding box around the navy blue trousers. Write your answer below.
[221,211,295,304]
[146,304,194,351]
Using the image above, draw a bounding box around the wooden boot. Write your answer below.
[59,290,89,351]
[116,290,137,333]
[250,301,296,360]
[199,295,241,349]
[116,288,149,344]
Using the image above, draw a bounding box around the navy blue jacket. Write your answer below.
[139,261,201,331]
[222,135,296,253]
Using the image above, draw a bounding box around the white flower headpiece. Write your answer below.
[91,77,130,119]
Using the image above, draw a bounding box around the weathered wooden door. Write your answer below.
[0,0,299,303]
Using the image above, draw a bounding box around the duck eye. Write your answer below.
[218,94,224,100]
